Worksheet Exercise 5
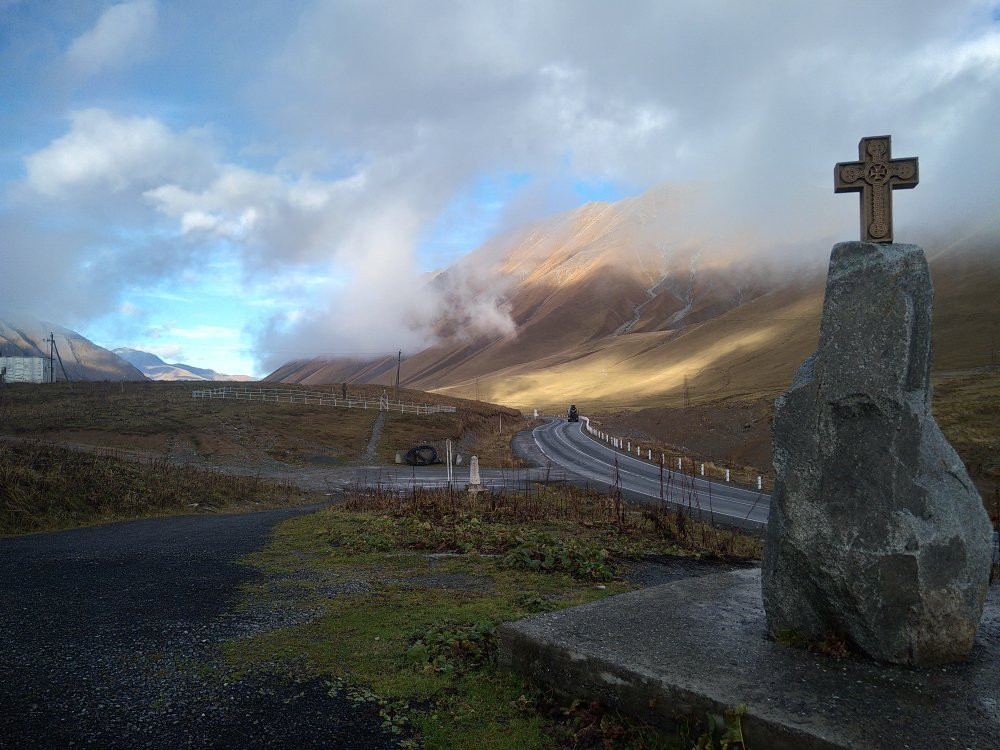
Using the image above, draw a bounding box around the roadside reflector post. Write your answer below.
[757,475,763,490]
[700,463,705,476]
[725,468,730,482]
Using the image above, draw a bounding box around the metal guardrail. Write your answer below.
[191,386,456,415]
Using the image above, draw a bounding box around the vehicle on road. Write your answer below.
[567,404,579,422]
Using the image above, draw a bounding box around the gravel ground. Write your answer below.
[0,506,404,750]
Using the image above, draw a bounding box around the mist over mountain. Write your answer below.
[265,188,1000,410]
[113,348,254,382]
[0,318,146,382]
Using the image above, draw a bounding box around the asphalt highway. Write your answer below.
[533,418,771,530]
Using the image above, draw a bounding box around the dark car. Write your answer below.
[567,404,579,422]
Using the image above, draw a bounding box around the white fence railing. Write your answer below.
[191,386,456,415]
[581,416,769,491]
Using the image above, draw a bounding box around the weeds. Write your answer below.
[340,481,763,563]
[503,532,615,581]
[0,440,319,534]
[406,621,499,674]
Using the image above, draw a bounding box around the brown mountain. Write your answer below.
[0,318,147,382]
[266,188,999,412]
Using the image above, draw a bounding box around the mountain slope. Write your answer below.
[270,187,776,388]
[266,187,1000,411]
[113,348,254,382]
[0,319,146,382]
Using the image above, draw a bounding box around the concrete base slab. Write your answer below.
[499,569,1000,750]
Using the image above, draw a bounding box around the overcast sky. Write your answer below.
[2,1,999,376]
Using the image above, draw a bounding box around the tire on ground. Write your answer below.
[404,444,438,466]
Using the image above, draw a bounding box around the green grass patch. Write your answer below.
[224,485,761,748]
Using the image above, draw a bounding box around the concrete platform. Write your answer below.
[499,569,1000,750]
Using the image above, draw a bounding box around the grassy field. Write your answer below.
[225,484,760,750]
[0,440,321,535]
[932,371,1000,515]
[0,381,533,469]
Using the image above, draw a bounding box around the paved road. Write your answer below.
[532,418,1000,560]
[533,418,771,529]
[0,506,402,750]
[332,418,770,530]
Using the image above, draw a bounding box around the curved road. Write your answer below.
[532,418,771,530]
[532,417,999,559]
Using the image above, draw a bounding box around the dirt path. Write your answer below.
[0,507,404,749]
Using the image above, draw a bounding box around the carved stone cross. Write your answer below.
[835,135,918,243]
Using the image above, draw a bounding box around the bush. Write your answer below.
[502,531,616,581]
[406,621,498,673]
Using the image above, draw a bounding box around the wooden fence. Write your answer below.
[191,386,456,415]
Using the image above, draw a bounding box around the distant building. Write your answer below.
[0,356,52,384]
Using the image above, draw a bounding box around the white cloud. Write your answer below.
[65,0,158,77]
[7,1,1000,375]
[24,109,213,197]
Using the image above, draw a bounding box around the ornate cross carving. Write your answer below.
[835,135,918,244]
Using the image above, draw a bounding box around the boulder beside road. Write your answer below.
[762,241,993,665]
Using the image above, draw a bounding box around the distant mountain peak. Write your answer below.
[113,347,254,382]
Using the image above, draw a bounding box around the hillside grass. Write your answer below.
[0,381,532,469]
[933,371,1000,518]
[0,440,322,535]
[225,483,760,750]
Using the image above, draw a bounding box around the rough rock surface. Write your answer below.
[762,241,993,665]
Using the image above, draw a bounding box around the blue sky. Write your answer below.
[2,1,999,376]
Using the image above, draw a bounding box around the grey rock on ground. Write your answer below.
[762,241,993,665]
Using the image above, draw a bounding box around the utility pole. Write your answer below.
[50,334,70,383]
[395,350,401,402]
[49,332,55,383]
[683,374,690,408]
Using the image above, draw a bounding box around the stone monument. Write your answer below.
[467,455,483,494]
[762,136,993,665]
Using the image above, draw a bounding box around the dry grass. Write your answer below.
[0,381,533,469]
[0,381,379,464]
[341,479,763,562]
[0,439,321,535]
[933,370,1000,507]
[376,408,535,468]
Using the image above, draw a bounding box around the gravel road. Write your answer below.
[0,506,403,750]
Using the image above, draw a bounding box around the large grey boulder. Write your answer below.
[762,241,993,665]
